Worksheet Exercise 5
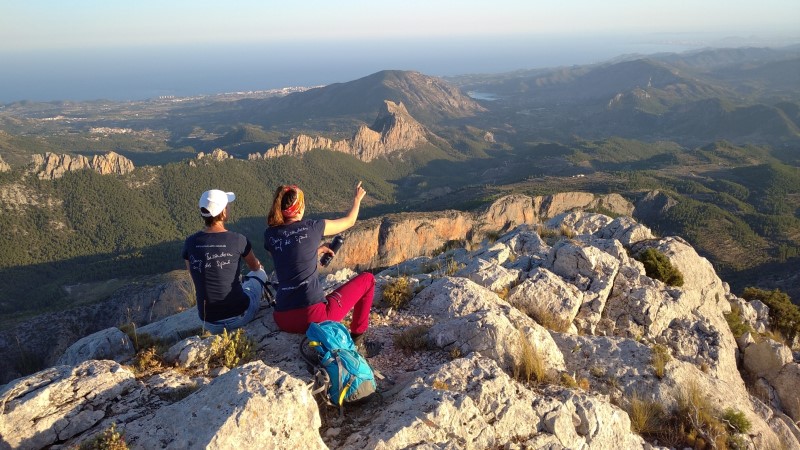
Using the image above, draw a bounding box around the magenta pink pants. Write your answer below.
[273,272,374,334]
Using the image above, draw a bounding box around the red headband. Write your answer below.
[281,185,304,219]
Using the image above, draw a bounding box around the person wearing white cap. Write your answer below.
[182,189,269,334]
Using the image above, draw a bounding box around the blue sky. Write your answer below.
[2,0,798,51]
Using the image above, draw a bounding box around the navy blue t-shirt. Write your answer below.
[182,230,252,322]
[264,219,326,312]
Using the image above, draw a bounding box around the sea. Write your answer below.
[1,33,796,104]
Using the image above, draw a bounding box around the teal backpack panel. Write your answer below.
[305,321,377,406]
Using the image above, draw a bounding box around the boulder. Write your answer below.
[56,327,134,367]
[744,339,794,381]
[507,267,583,332]
[546,211,613,235]
[340,354,643,449]
[594,216,655,246]
[459,257,521,293]
[123,361,325,449]
[413,277,565,374]
[0,360,137,449]
[772,363,800,421]
[547,239,621,333]
[136,308,203,345]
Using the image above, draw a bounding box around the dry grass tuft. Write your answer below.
[627,391,665,436]
[651,344,672,379]
[393,325,432,352]
[432,379,450,390]
[512,330,546,385]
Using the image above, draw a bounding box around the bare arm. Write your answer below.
[323,181,366,236]
[242,250,262,271]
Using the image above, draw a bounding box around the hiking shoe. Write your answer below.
[351,332,382,358]
[357,339,383,358]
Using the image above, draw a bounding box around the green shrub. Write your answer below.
[636,248,684,287]
[382,276,414,309]
[560,372,578,389]
[723,305,754,338]
[162,383,200,402]
[721,408,752,434]
[209,329,254,369]
[485,230,503,243]
[79,423,128,450]
[742,287,800,345]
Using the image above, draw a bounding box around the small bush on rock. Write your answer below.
[78,423,127,450]
[393,325,432,352]
[133,347,164,376]
[434,239,465,255]
[723,306,753,338]
[209,329,254,369]
[560,372,578,389]
[636,248,684,287]
[743,287,800,345]
[383,276,413,309]
[721,408,751,434]
[676,381,728,450]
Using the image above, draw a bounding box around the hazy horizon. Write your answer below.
[3,0,799,104]
[2,33,799,104]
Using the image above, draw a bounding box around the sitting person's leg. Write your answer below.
[204,271,266,334]
[324,272,375,334]
[274,303,327,333]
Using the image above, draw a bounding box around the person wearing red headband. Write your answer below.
[264,182,377,354]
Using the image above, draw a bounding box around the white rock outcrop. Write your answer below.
[0,360,137,449]
[56,327,134,367]
[29,151,134,180]
[124,361,326,449]
[2,208,798,449]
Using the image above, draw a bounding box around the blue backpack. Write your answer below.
[302,321,377,411]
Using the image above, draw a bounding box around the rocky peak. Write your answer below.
[2,194,799,449]
[196,148,231,161]
[252,100,429,162]
[90,151,135,176]
[29,151,135,180]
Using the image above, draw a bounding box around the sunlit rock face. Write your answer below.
[255,100,430,162]
[29,151,134,180]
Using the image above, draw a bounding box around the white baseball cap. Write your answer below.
[199,189,235,217]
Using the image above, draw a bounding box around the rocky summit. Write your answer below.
[1,195,799,449]
[251,100,429,162]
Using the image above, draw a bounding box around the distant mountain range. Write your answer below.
[0,45,798,339]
